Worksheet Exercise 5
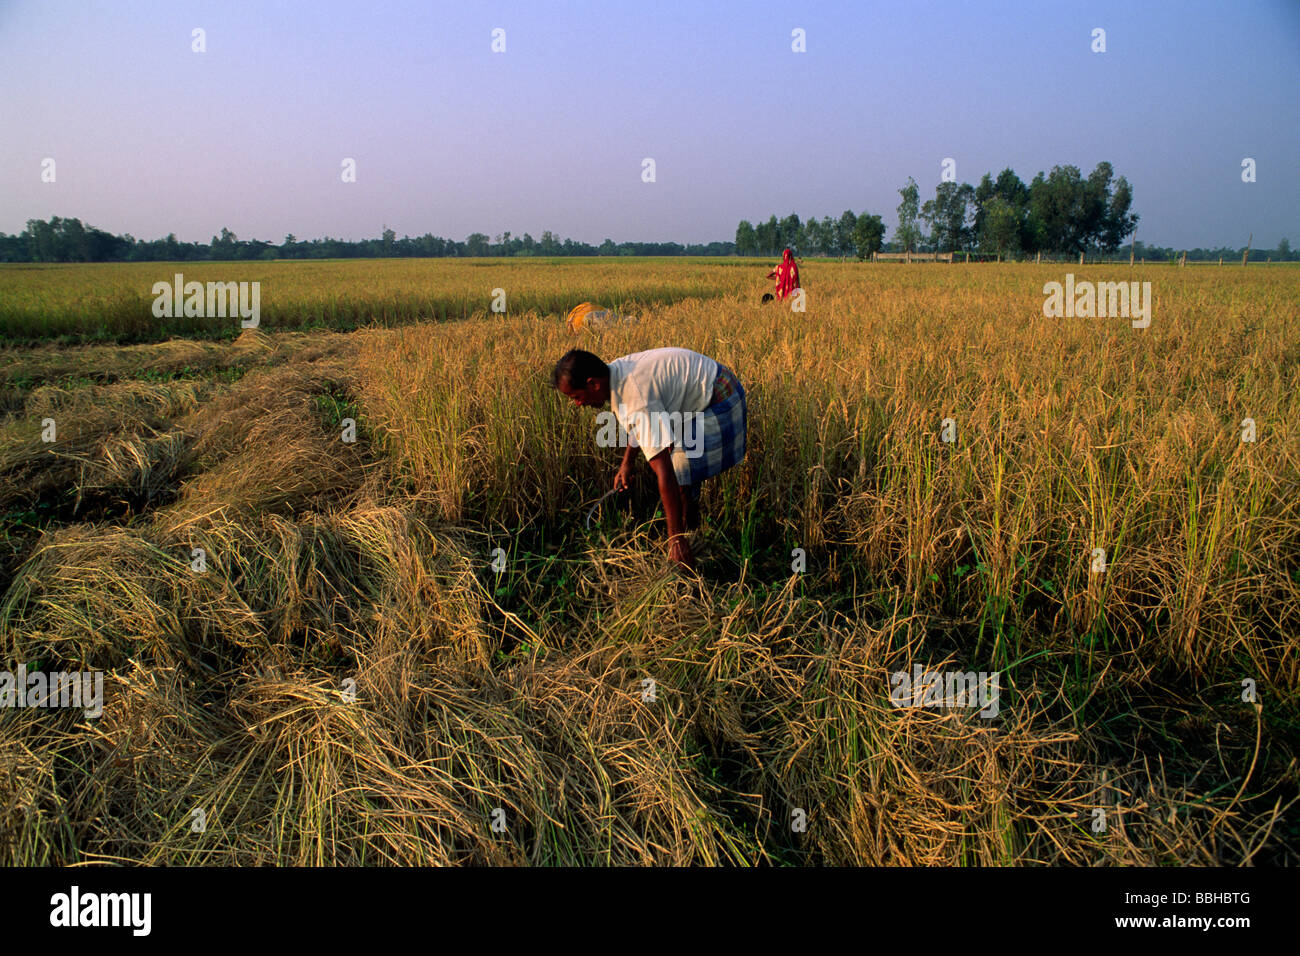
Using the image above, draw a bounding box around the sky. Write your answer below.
[1,0,1297,249]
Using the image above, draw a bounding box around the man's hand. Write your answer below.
[613,461,633,492]
[614,441,636,491]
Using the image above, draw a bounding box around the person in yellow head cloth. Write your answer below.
[565,302,636,331]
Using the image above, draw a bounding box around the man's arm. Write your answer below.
[614,442,636,490]
[647,448,693,569]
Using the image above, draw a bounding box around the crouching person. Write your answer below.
[551,346,747,570]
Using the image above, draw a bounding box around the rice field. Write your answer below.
[0,258,754,345]
[0,258,1297,865]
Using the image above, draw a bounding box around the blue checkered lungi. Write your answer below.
[670,364,747,499]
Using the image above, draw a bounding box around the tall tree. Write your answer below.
[756,216,780,256]
[735,220,757,255]
[801,217,823,255]
[1024,162,1138,254]
[920,182,976,252]
[1026,166,1086,253]
[821,216,837,256]
[979,197,1021,259]
[895,178,922,253]
[1098,170,1138,252]
[973,168,1029,246]
[779,212,802,253]
[835,210,858,258]
[210,227,238,259]
[1080,162,1115,249]
[852,213,886,260]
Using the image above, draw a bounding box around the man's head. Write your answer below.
[551,348,610,408]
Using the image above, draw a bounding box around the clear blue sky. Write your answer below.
[1,0,1296,248]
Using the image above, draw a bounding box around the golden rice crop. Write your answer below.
[1,259,1296,865]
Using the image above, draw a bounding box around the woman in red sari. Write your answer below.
[766,248,800,300]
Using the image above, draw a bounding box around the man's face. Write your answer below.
[558,375,608,408]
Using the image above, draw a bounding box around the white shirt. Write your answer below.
[607,347,719,460]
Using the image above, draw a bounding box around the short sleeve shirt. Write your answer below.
[606,348,719,461]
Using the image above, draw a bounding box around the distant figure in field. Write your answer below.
[551,346,747,570]
[766,248,800,301]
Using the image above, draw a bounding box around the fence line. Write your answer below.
[872,252,954,263]
[861,252,1286,265]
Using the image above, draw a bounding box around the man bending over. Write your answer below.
[551,346,747,570]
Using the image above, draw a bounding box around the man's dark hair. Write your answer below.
[551,349,608,390]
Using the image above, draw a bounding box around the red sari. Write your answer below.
[768,248,800,299]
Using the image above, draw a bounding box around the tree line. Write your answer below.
[3,184,1292,265]
[0,219,738,263]
[732,163,1271,261]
